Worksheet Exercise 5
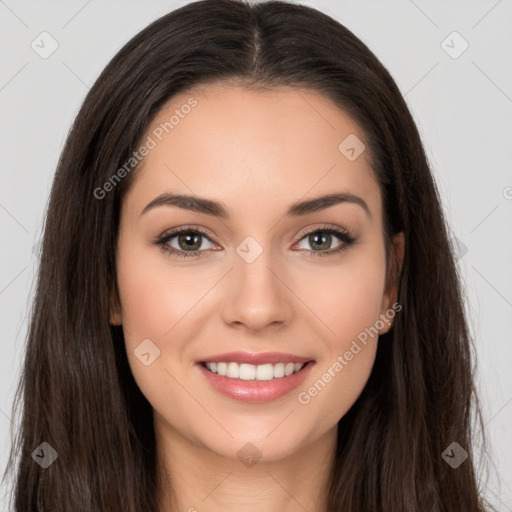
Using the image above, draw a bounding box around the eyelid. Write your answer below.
[294,222,353,241]
[154,224,215,242]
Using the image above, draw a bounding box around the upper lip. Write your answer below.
[198,351,314,365]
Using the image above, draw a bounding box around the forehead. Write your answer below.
[123,84,381,222]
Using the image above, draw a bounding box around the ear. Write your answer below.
[378,231,404,334]
[109,283,123,326]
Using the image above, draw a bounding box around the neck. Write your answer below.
[155,417,337,512]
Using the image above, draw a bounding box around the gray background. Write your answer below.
[1,0,511,509]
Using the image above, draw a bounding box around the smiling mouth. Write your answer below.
[201,361,312,381]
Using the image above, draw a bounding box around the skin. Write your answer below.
[110,83,404,512]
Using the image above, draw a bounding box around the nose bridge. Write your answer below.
[223,233,292,331]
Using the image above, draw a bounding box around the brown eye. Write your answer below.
[156,227,217,259]
[293,227,356,258]
[307,232,336,251]
[176,232,203,251]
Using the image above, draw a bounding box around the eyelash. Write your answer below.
[154,224,356,259]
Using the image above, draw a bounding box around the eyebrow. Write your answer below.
[140,192,371,219]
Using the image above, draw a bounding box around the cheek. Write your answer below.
[290,246,387,346]
[292,248,386,426]
[116,242,215,342]
[114,241,214,393]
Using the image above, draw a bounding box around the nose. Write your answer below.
[221,241,293,334]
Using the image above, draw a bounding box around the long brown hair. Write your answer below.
[3,0,488,510]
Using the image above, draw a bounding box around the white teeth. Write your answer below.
[204,361,306,380]
[217,362,227,376]
[273,363,285,378]
[226,362,239,378]
[239,363,256,380]
[256,363,274,381]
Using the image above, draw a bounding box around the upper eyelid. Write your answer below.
[295,224,350,240]
[159,225,215,243]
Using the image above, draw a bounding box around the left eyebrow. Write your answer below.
[287,192,371,218]
[140,192,371,219]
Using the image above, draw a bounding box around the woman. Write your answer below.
[3,0,488,510]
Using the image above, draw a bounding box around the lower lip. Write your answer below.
[197,361,315,403]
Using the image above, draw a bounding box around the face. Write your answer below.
[111,83,403,463]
